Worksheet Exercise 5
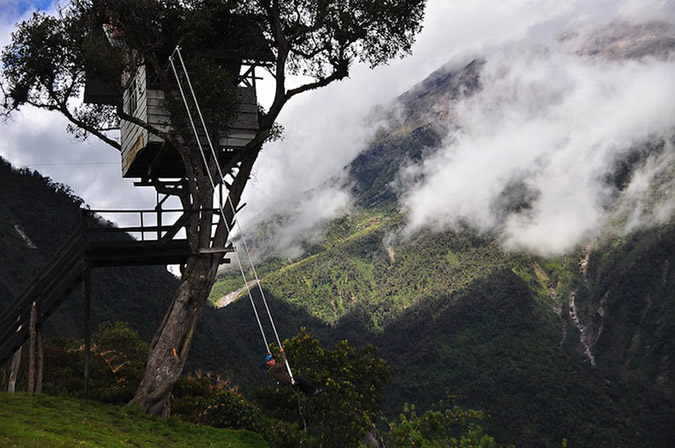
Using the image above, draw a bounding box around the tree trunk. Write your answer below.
[7,347,22,393]
[131,144,261,416]
[131,254,220,416]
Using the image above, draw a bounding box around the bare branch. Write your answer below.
[285,67,348,100]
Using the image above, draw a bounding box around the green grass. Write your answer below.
[0,393,267,448]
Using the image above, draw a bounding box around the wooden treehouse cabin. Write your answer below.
[1,17,272,393]
[83,15,273,184]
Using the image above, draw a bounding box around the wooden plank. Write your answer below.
[198,247,236,254]
[147,106,171,120]
[221,135,256,147]
[121,123,143,150]
[120,79,266,174]
[147,96,167,107]
[232,110,259,121]
[147,89,165,99]
[229,120,259,130]
[123,133,145,174]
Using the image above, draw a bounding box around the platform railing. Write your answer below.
[82,208,223,243]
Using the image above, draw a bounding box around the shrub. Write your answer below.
[198,388,265,432]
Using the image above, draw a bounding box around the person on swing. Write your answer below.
[265,348,317,395]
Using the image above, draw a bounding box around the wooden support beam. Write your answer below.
[36,328,43,394]
[198,246,235,254]
[160,212,191,244]
[84,265,92,399]
[28,301,37,394]
[6,346,21,393]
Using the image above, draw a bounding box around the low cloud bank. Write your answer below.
[399,24,675,255]
[3,1,673,258]
[241,0,675,258]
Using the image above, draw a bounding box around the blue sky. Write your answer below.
[0,1,54,24]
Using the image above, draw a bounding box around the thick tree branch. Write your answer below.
[285,67,348,100]
[117,109,173,143]
[51,102,122,150]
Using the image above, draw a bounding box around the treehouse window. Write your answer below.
[129,78,138,115]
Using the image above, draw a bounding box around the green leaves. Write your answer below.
[2,12,81,110]
[164,54,241,143]
[386,397,504,448]
[256,328,391,448]
[198,388,265,432]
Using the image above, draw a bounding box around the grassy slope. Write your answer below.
[0,393,266,448]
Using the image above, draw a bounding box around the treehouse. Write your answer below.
[83,16,273,183]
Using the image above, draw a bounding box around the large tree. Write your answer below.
[1,0,425,415]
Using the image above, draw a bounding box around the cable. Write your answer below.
[172,47,294,382]
[168,49,272,355]
[175,48,287,352]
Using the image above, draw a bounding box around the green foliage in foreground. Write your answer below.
[255,328,392,448]
[0,393,267,448]
[1,322,150,404]
[386,398,512,448]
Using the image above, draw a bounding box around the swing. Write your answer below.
[169,46,295,384]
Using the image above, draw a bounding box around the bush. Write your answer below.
[386,397,510,448]
[171,373,230,422]
[198,388,265,432]
[37,321,147,403]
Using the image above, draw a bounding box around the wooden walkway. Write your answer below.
[0,208,232,366]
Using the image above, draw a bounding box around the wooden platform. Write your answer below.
[0,208,234,366]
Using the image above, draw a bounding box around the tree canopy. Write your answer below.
[1,0,426,416]
[2,0,426,148]
[254,328,392,448]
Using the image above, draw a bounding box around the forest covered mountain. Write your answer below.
[1,19,674,448]
[207,21,675,447]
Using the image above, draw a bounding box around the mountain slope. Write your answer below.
[209,20,675,447]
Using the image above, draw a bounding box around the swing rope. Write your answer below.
[167,52,270,353]
[169,47,294,382]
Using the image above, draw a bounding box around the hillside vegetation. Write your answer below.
[206,107,675,446]
[210,204,674,447]
[0,393,266,448]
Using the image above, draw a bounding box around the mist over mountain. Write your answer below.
[398,21,675,255]
[243,19,675,260]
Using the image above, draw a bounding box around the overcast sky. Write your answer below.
[1,0,674,257]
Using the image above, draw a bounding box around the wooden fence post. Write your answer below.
[6,346,22,393]
[28,301,37,393]
[84,265,92,399]
[37,327,44,393]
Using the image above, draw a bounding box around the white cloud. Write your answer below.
[1,1,165,220]
[400,30,675,255]
[238,75,387,238]
[241,0,675,257]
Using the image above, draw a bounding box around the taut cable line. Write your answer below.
[169,47,294,383]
